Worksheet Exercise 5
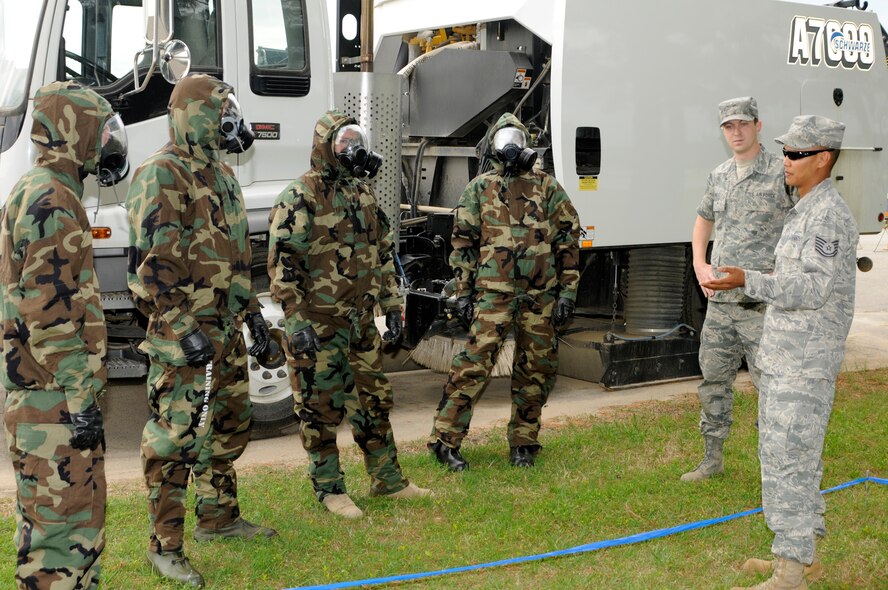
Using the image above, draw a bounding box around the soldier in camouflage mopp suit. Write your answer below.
[684,97,795,483]
[704,116,856,590]
[0,81,129,590]
[268,110,431,519]
[127,74,275,588]
[428,113,581,471]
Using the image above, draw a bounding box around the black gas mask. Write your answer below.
[334,124,383,178]
[492,126,537,173]
[96,113,130,187]
[219,94,255,154]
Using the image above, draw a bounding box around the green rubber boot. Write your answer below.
[147,550,205,588]
[194,517,278,542]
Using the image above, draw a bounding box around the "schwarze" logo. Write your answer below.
[788,16,875,71]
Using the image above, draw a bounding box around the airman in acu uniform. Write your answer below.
[704,116,856,590]
[684,97,794,482]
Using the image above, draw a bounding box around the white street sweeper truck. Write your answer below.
[2,0,887,436]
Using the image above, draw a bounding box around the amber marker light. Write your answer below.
[92,227,112,239]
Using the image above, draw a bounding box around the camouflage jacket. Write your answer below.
[451,113,581,301]
[0,81,110,421]
[127,74,259,364]
[268,110,401,334]
[698,146,793,303]
[745,179,857,379]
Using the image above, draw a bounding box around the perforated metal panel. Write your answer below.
[334,72,406,232]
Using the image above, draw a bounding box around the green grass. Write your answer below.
[2,369,887,589]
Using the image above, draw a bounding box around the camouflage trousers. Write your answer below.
[4,389,106,590]
[141,333,252,553]
[758,373,833,564]
[287,312,407,500]
[431,290,558,449]
[697,301,765,439]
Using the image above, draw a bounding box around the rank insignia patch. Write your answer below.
[815,236,839,257]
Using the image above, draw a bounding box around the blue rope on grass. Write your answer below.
[285,476,887,590]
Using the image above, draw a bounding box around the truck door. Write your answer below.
[228,0,332,231]
[57,0,224,257]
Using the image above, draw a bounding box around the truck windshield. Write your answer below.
[0,0,44,112]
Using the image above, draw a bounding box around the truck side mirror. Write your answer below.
[160,39,191,84]
[126,0,189,95]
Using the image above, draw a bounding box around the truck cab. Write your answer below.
[0,0,334,433]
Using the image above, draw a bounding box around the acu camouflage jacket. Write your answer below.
[697,146,793,303]
[0,81,110,420]
[451,113,581,301]
[127,74,259,364]
[745,179,858,380]
[268,109,401,334]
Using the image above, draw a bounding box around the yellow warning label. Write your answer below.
[579,177,598,191]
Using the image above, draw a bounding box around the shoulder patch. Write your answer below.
[814,236,839,257]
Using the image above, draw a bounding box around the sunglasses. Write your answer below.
[782,148,831,160]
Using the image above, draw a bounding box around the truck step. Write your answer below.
[107,355,148,379]
[101,291,136,310]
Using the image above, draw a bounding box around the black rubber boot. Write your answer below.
[430,440,468,471]
[509,446,536,468]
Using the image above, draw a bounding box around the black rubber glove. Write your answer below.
[180,329,214,367]
[289,325,321,360]
[455,296,474,330]
[69,404,104,451]
[382,310,402,342]
[553,297,576,327]
[245,312,271,357]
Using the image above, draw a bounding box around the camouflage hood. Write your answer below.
[30,81,115,188]
[485,112,532,173]
[168,73,231,162]
[310,109,357,178]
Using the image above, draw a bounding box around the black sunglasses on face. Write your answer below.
[782,148,831,160]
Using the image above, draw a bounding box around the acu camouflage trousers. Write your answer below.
[431,291,558,449]
[288,312,408,500]
[4,389,106,590]
[758,373,833,565]
[141,333,252,553]
[697,301,765,439]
